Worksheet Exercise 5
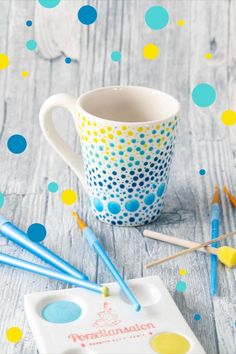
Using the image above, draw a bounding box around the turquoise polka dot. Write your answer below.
[48,182,58,193]
[108,201,121,214]
[111,51,121,62]
[194,313,201,321]
[157,183,165,197]
[26,39,37,51]
[38,0,60,8]
[42,301,81,323]
[125,200,140,212]
[0,192,4,208]
[94,197,104,212]
[176,281,187,293]
[144,193,155,205]
[192,83,216,108]
[145,6,169,30]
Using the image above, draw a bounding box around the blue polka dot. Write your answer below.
[125,200,140,212]
[108,201,121,214]
[26,39,37,51]
[38,0,61,8]
[144,193,155,205]
[42,301,81,323]
[0,192,4,208]
[27,223,47,242]
[7,134,27,154]
[111,51,121,62]
[65,57,71,64]
[194,313,201,321]
[48,182,58,193]
[192,83,216,108]
[145,6,169,30]
[176,281,187,293]
[26,20,32,27]
[199,169,206,176]
[78,5,97,25]
[94,197,104,212]
[157,183,165,197]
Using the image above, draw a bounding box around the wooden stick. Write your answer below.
[143,230,218,255]
[145,230,236,269]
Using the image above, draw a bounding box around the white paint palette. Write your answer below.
[24,276,205,354]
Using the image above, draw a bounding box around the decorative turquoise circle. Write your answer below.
[42,301,81,323]
[125,199,140,212]
[94,197,104,212]
[38,0,61,8]
[65,57,71,64]
[26,20,32,27]
[27,223,47,242]
[145,6,169,30]
[7,134,27,154]
[176,281,187,293]
[108,201,121,214]
[0,192,4,208]
[157,183,165,197]
[48,182,58,193]
[111,51,121,62]
[144,193,155,205]
[194,313,201,321]
[192,83,216,108]
[26,39,37,51]
[199,168,206,176]
[78,5,97,25]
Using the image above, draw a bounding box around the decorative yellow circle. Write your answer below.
[221,110,236,126]
[108,133,114,139]
[116,130,122,136]
[6,327,23,343]
[150,332,190,354]
[177,19,185,27]
[0,53,9,70]
[107,126,112,131]
[121,125,127,130]
[138,127,143,132]
[61,189,77,205]
[100,128,105,134]
[21,70,29,77]
[179,268,187,276]
[205,52,213,60]
[143,43,159,60]
[127,131,133,136]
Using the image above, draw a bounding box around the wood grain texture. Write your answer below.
[0,0,235,353]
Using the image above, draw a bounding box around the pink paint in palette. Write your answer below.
[24,276,205,354]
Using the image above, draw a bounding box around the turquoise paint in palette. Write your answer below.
[25,276,206,354]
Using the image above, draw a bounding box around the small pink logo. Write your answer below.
[93,302,121,327]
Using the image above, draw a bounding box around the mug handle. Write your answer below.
[39,94,87,190]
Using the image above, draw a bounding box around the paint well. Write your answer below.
[42,300,82,324]
[150,332,191,354]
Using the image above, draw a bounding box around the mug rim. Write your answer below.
[76,85,181,125]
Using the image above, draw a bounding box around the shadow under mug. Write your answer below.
[39,86,181,226]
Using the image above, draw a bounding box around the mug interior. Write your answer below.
[78,86,180,123]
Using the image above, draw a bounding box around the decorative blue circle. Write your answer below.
[199,168,206,176]
[192,83,216,108]
[144,193,155,205]
[26,20,32,27]
[48,182,58,193]
[0,192,4,208]
[78,5,97,25]
[145,6,169,30]
[7,134,27,154]
[125,199,140,212]
[26,39,37,51]
[176,281,187,293]
[65,57,71,64]
[194,313,201,321]
[108,201,121,214]
[157,183,165,197]
[42,301,81,323]
[27,223,47,242]
[38,0,61,8]
[111,51,121,62]
[94,197,104,212]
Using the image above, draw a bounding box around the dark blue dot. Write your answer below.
[194,314,201,321]
[111,221,116,225]
[26,20,32,27]
[98,182,103,187]
[139,173,144,178]
[199,169,206,176]
[117,221,123,225]
[120,184,125,189]
[129,217,135,223]
[78,5,97,25]
[27,223,47,242]
[65,57,71,64]
[128,188,133,193]
[139,181,144,186]
[108,185,112,189]
[7,134,27,154]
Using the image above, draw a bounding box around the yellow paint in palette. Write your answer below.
[150,332,191,354]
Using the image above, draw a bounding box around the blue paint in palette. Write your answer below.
[42,301,82,324]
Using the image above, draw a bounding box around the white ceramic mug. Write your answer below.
[39,86,180,226]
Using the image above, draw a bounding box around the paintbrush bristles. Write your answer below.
[72,211,87,230]
[223,185,236,208]
[211,185,220,204]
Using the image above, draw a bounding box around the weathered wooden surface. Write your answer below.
[0,0,235,353]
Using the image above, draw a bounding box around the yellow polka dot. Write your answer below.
[93,138,98,143]
[143,43,159,60]
[116,130,122,136]
[0,53,9,70]
[100,128,105,134]
[61,190,77,205]
[118,145,123,149]
[205,52,213,60]
[179,268,187,276]
[81,122,85,128]
[156,124,160,130]
[6,327,23,343]
[21,70,28,77]
[87,120,91,126]
[110,157,115,161]
[138,127,143,132]
[87,130,91,136]
[177,19,185,27]
[121,125,127,130]
[94,131,98,136]
[93,122,97,126]
[101,138,106,143]
[150,332,190,354]
[108,134,114,139]
[82,116,86,121]
[127,131,133,136]
[221,110,236,126]
[107,126,112,131]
